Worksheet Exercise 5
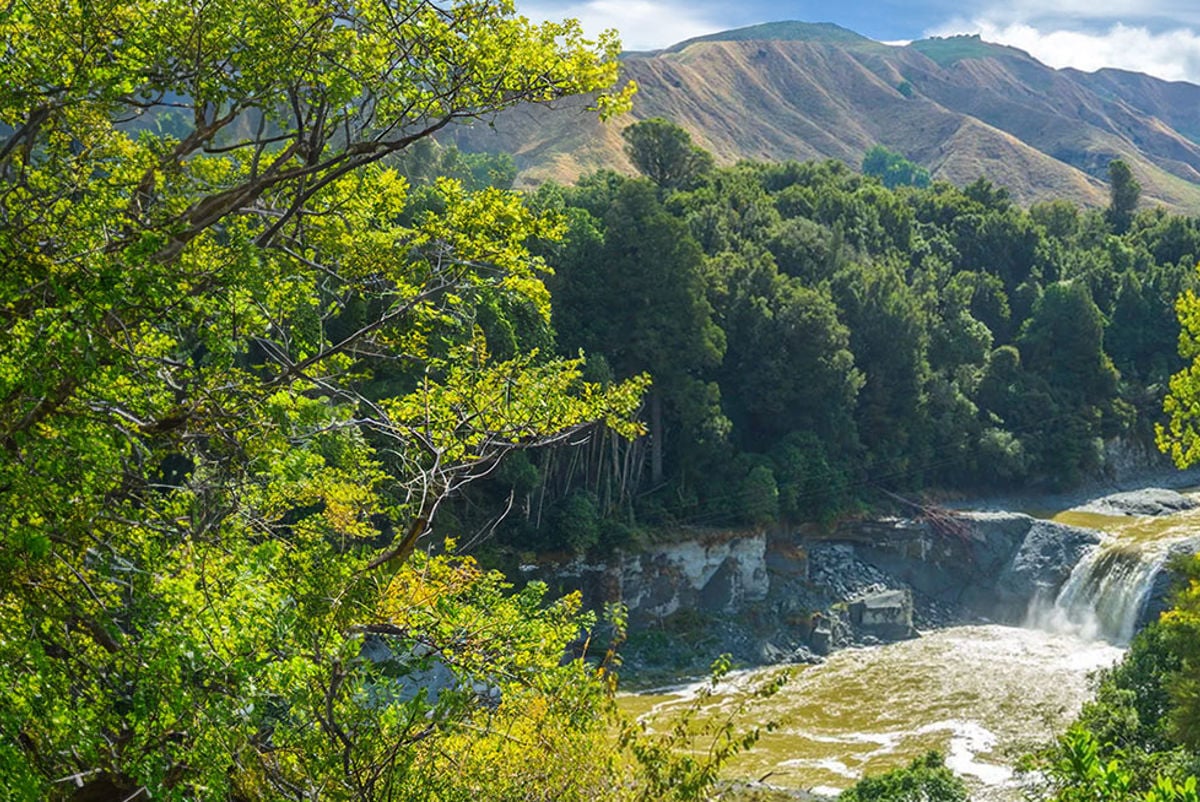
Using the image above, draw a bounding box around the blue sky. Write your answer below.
[519,0,1200,82]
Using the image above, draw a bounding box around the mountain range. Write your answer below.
[449,22,1200,211]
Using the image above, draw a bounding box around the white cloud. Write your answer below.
[927,19,1200,82]
[979,0,1200,26]
[517,0,723,51]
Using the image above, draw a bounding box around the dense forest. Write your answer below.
[433,119,1200,556]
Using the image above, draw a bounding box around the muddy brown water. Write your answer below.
[620,500,1200,798]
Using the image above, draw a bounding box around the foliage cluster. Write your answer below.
[837,751,968,802]
[862,145,931,189]
[0,2,774,800]
[465,120,1199,553]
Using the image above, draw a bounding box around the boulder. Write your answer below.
[1075,488,1198,517]
[849,588,915,640]
[810,624,833,656]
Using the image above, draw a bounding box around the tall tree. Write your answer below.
[622,117,714,191]
[1019,282,1119,406]
[833,259,932,481]
[1018,281,1122,484]
[0,2,653,798]
[1107,158,1142,235]
[552,178,725,486]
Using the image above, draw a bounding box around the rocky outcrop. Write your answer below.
[987,517,1103,616]
[534,533,770,624]
[849,589,915,640]
[1139,535,1200,628]
[847,512,1101,621]
[1074,488,1198,517]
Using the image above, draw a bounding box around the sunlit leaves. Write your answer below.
[1159,286,1200,467]
[383,348,649,467]
[0,1,645,798]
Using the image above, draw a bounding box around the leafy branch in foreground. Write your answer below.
[0,1,663,799]
[620,655,787,801]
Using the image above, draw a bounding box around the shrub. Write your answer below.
[839,752,968,802]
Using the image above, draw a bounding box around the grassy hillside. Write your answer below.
[908,33,1031,66]
[450,24,1200,212]
[661,21,883,52]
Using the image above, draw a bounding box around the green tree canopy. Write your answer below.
[0,2,661,798]
[1019,281,1120,404]
[839,752,968,802]
[1107,158,1142,235]
[862,145,932,190]
[622,117,715,191]
[710,250,861,452]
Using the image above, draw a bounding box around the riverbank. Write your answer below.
[614,473,1200,687]
[936,456,1200,517]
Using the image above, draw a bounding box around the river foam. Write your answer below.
[625,624,1122,798]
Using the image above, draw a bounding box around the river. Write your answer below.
[620,496,1200,799]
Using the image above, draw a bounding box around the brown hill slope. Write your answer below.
[450,24,1200,212]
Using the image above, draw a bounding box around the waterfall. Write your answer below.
[1028,542,1165,644]
[1022,515,1200,645]
[1022,497,1200,645]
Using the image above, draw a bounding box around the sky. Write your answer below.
[518,0,1200,83]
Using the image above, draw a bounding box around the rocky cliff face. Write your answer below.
[536,511,1098,644]
[619,535,771,619]
[534,532,771,625]
[537,491,1196,669]
[845,512,1101,622]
